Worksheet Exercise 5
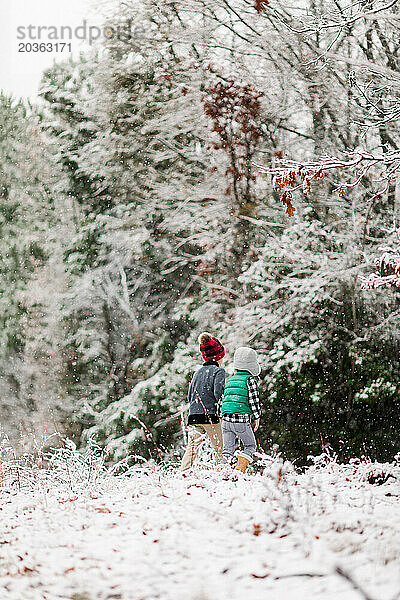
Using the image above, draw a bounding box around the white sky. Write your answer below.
[0,0,104,99]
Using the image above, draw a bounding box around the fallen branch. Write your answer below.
[335,566,377,600]
[274,572,327,579]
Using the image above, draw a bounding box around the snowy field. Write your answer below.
[0,454,399,600]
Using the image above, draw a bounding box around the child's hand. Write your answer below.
[253,418,260,431]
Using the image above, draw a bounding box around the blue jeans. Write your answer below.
[221,419,257,462]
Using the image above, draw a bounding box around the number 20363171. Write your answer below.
[18,42,72,53]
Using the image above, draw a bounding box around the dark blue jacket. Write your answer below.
[188,360,225,422]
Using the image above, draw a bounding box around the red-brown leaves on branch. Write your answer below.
[203,80,264,200]
[273,171,296,192]
[257,150,399,222]
[254,0,270,13]
[280,191,295,217]
[271,168,326,216]
[203,81,263,150]
[272,170,296,215]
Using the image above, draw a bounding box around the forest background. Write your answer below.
[1,0,400,465]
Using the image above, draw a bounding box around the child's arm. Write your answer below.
[214,369,225,414]
[247,376,261,429]
[214,368,225,398]
[187,378,193,403]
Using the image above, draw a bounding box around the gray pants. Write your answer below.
[221,419,257,462]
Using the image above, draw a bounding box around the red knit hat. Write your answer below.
[198,332,225,362]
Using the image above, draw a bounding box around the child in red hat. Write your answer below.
[180,332,225,471]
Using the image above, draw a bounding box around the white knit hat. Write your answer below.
[233,347,261,377]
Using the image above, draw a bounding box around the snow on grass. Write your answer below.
[0,453,399,600]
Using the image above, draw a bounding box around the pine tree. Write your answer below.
[0,93,73,448]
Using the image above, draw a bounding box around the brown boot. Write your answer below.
[235,453,252,473]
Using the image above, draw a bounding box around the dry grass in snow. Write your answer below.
[0,447,399,600]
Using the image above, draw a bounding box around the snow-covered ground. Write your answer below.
[0,456,399,600]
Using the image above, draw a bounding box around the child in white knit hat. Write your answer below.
[219,347,261,473]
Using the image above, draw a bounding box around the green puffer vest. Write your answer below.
[221,371,253,415]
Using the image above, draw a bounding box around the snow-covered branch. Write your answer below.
[255,150,399,216]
